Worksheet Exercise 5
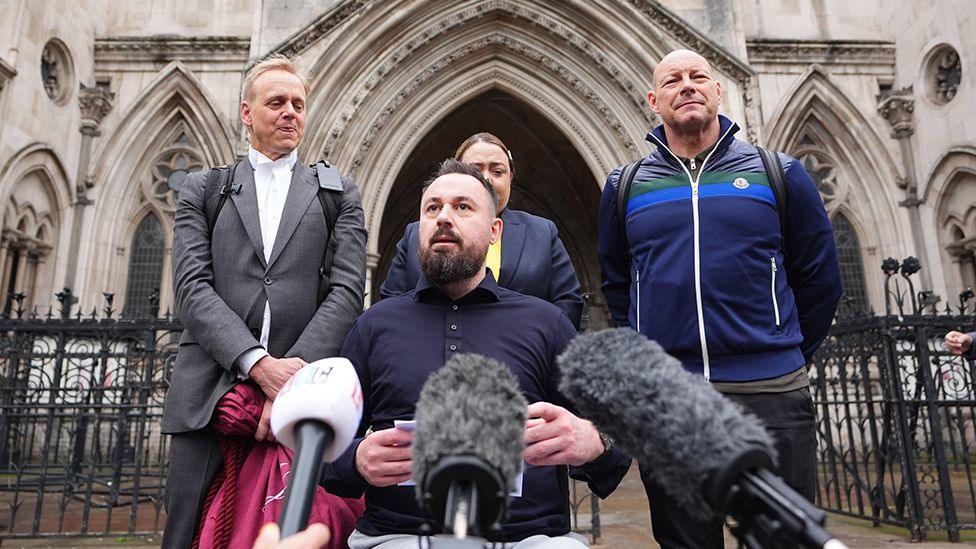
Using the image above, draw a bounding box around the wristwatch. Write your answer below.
[598,431,614,454]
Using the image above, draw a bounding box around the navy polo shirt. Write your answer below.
[322,273,629,542]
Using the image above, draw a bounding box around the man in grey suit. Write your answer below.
[161,54,367,547]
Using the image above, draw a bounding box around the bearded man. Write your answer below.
[322,159,630,548]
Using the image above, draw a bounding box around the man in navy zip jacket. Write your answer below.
[598,49,842,548]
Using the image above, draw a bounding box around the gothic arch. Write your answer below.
[0,144,72,310]
[765,65,907,308]
[927,147,976,297]
[83,62,232,309]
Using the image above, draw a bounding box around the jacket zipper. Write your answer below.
[635,268,641,332]
[770,257,781,327]
[647,125,735,380]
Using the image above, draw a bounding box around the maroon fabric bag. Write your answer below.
[195,382,365,549]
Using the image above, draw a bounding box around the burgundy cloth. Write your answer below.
[196,382,365,549]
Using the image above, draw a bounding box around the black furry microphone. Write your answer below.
[558,328,848,549]
[413,353,527,541]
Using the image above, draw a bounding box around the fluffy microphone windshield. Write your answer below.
[558,328,775,520]
[413,353,527,494]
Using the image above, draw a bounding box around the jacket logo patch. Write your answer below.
[733,177,750,189]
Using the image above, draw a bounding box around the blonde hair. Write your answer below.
[240,53,310,103]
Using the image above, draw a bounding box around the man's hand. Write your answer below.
[252,521,329,549]
[945,331,973,356]
[255,398,275,442]
[250,356,306,400]
[355,428,413,487]
[523,402,605,467]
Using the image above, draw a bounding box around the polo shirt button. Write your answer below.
[452,304,458,310]
[449,344,457,351]
[264,276,273,285]
[450,324,458,331]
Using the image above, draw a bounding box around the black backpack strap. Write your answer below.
[204,161,241,238]
[616,159,643,242]
[757,147,789,257]
[312,161,344,301]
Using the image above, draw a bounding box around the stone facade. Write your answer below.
[0,0,973,324]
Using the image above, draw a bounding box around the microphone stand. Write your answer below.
[278,420,335,537]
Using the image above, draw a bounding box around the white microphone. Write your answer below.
[270,357,363,537]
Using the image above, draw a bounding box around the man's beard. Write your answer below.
[419,230,487,286]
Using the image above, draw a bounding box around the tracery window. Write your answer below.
[832,212,869,312]
[123,214,165,318]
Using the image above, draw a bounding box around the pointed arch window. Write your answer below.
[124,214,165,317]
[832,212,868,311]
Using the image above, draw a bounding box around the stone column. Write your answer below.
[878,87,932,289]
[63,83,114,292]
[365,251,380,307]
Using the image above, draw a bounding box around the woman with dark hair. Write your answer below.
[380,132,583,328]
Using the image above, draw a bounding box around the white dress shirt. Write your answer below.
[236,146,299,377]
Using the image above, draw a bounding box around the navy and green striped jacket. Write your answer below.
[598,115,842,382]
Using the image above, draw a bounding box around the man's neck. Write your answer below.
[250,145,294,162]
[439,270,487,301]
[662,118,721,159]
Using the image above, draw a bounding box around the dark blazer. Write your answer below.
[161,160,367,548]
[380,208,583,328]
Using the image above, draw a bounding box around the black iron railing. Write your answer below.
[0,290,179,538]
[811,257,976,542]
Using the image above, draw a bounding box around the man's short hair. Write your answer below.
[422,159,500,213]
[241,53,310,103]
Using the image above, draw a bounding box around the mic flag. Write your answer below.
[271,357,363,462]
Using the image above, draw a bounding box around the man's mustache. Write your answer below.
[429,228,462,248]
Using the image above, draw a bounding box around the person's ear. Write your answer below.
[489,218,503,244]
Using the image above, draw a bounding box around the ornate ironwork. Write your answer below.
[0,292,179,538]
[812,257,976,541]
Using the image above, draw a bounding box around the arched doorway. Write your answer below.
[374,90,608,328]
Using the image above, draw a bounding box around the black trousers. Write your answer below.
[639,387,818,549]
[161,430,224,549]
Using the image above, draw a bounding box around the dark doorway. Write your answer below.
[375,90,608,328]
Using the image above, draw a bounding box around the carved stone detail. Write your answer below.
[797,148,847,215]
[79,83,115,130]
[41,39,73,104]
[330,33,641,176]
[276,1,368,58]
[746,39,896,66]
[927,46,962,104]
[0,57,14,96]
[877,87,915,139]
[94,36,250,63]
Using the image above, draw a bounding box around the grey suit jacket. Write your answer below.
[162,160,367,434]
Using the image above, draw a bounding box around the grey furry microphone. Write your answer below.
[413,353,527,540]
[558,328,848,549]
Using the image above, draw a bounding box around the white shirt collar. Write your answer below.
[247,146,298,172]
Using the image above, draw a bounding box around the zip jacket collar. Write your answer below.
[645,115,740,166]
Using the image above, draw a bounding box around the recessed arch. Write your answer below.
[929,147,976,297]
[765,66,909,309]
[373,89,605,321]
[83,62,231,309]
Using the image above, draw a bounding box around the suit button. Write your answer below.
[264,276,273,285]
[449,344,457,351]
[250,326,260,337]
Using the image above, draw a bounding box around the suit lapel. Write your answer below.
[499,209,524,287]
[267,162,318,269]
[229,161,266,268]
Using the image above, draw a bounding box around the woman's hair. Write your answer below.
[453,132,515,175]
